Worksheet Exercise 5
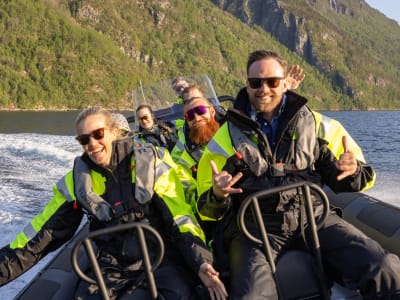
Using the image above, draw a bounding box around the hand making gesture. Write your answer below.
[210,160,243,200]
[286,64,305,90]
[335,136,358,181]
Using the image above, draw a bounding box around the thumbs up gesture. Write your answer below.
[335,136,358,181]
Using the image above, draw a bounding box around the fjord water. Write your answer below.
[0,110,399,299]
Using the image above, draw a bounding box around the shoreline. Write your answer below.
[1,108,400,112]
[0,108,133,112]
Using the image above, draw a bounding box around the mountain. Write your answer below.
[211,0,400,110]
[0,0,398,110]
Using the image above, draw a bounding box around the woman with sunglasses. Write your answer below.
[196,50,400,299]
[135,104,178,152]
[0,106,227,300]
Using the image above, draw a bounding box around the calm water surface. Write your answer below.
[0,110,134,135]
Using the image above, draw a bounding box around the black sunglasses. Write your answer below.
[174,85,186,93]
[184,105,209,121]
[76,128,106,146]
[139,115,151,122]
[248,77,284,89]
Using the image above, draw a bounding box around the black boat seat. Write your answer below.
[276,250,328,300]
[238,182,332,300]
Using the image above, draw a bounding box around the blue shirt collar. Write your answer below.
[254,95,286,151]
[248,94,287,121]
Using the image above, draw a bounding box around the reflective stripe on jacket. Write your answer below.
[10,145,205,251]
[10,172,78,249]
[197,92,375,221]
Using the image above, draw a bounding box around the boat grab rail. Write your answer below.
[238,181,331,300]
[71,222,165,300]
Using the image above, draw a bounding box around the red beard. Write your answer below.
[188,117,220,145]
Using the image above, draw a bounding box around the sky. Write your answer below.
[365,0,400,24]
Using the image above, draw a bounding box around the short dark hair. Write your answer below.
[182,84,205,104]
[246,50,288,76]
[171,77,187,87]
[136,104,154,115]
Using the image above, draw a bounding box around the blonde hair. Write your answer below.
[75,106,118,135]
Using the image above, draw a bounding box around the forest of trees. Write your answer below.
[0,0,398,111]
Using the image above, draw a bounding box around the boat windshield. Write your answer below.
[129,74,222,125]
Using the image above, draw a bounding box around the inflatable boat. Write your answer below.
[13,76,400,299]
[13,182,400,300]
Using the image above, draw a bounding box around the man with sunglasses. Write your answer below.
[171,77,189,104]
[172,70,306,181]
[0,106,228,300]
[135,104,177,151]
[170,85,223,178]
[196,50,400,299]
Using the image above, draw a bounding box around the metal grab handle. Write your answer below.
[71,222,164,300]
[237,181,330,300]
[238,181,330,245]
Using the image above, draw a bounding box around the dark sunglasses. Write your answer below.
[139,115,151,122]
[248,77,284,89]
[184,105,209,121]
[174,85,186,93]
[76,128,106,146]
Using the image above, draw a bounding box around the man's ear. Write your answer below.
[210,105,216,117]
[282,78,289,92]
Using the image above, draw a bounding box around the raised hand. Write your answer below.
[211,160,243,200]
[286,65,305,90]
[335,136,358,181]
[198,263,228,300]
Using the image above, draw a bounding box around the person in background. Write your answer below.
[135,104,177,151]
[110,112,131,137]
[196,49,400,299]
[171,77,189,104]
[0,106,227,300]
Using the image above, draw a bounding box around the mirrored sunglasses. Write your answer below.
[248,77,284,89]
[76,128,106,146]
[184,105,209,121]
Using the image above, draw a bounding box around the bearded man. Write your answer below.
[171,85,223,179]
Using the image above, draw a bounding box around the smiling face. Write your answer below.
[136,107,155,130]
[172,79,189,96]
[184,97,215,128]
[246,58,288,122]
[184,97,219,145]
[76,114,118,167]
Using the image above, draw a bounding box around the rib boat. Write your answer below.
[13,76,400,300]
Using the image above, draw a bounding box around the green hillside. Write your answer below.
[0,0,398,110]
